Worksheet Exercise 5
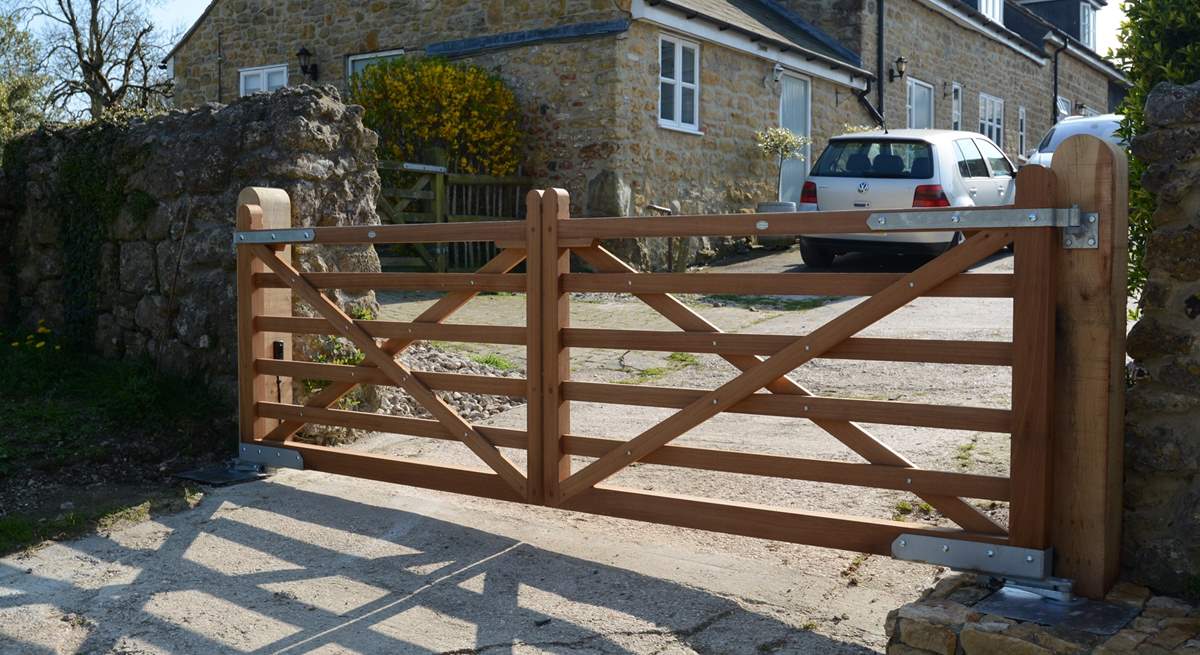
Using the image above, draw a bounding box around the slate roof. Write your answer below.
[652,0,865,69]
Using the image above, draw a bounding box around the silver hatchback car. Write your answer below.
[797,129,1016,267]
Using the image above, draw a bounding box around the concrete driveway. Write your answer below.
[0,247,1014,654]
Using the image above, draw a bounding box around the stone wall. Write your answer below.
[1124,79,1200,598]
[0,85,381,403]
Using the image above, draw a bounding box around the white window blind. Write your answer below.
[907,78,934,129]
[951,83,962,130]
[659,35,700,131]
[1018,106,1027,153]
[979,93,1004,147]
[348,49,405,78]
[239,64,287,97]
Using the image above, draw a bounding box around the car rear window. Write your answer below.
[810,139,934,179]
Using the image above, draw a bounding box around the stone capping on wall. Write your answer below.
[1124,79,1200,598]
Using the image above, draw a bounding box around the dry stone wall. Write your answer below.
[0,85,382,405]
[1125,79,1200,598]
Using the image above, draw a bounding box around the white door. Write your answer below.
[779,74,811,204]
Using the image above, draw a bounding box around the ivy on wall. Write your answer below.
[2,124,156,347]
[1114,0,1200,296]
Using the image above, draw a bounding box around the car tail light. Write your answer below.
[800,181,818,204]
[913,184,950,207]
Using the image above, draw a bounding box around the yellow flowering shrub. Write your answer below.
[351,58,522,174]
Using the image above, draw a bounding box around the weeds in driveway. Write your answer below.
[616,350,700,384]
[470,352,518,371]
[955,437,979,470]
[667,351,699,366]
[892,500,935,521]
[697,294,831,311]
[0,321,226,555]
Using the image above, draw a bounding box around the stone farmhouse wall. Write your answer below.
[1125,80,1200,597]
[0,86,381,401]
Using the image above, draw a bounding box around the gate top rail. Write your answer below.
[233,205,1089,247]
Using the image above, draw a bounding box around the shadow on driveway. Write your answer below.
[0,480,880,654]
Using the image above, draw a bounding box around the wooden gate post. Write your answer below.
[525,189,546,503]
[539,189,572,505]
[1049,135,1129,599]
[236,187,293,442]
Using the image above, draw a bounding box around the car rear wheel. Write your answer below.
[942,231,965,253]
[799,238,835,268]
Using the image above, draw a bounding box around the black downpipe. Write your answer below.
[857,81,886,129]
[876,0,885,113]
[1051,38,1068,125]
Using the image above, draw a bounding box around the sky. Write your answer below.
[149,0,1127,59]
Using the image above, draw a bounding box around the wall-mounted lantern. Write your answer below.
[888,56,907,83]
[772,63,785,83]
[297,47,318,81]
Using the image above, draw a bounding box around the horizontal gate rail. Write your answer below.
[562,381,1012,432]
[562,329,1013,365]
[252,272,527,291]
[561,272,1015,297]
[254,360,527,396]
[254,316,527,345]
[254,400,1009,500]
[235,135,1128,598]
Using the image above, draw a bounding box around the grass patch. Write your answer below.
[0,486,202,555]
[470,352,518,371]
[955,437,979,470]
[699,294,831,311]
[0,321,225,554]
[892,500,936,521]
[667,352,699,366]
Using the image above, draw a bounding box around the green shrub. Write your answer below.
[1113,0,1200,296]
[350,57,521,174]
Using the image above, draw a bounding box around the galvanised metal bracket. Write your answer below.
[238,443,304,470]
[233,228,315,246]
[865,207,1098,249]
[892,534,1052,580]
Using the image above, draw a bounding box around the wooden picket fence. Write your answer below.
[235,136,1127,599]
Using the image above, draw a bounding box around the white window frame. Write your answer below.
[1018,105,1027,154]
[979,93,1004,147]
[347,48,406,79]
[1056,95,1072,122]
[239,63,288,97]
[951,82,963,130]
[658,34,701,133]
[1079,3,1096,50]
[979,0,1004,24]
[906,77,934,129]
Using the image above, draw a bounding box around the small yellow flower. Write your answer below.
[35,342,45,349]
[54,345,62,351]
[36,326,50,334]
[9,342,17,347]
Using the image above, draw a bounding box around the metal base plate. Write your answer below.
[974,586,1140,636]
[175,463,267,487]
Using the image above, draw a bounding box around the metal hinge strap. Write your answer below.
[233,228,315,246]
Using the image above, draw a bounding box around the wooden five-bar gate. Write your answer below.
[235,136,1127,599]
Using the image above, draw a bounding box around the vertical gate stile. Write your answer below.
[1008,166,1058,550]
[525,190,546,504]
[541,189,572,505]
[236,187,293,443]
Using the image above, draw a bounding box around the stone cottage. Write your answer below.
[164,0,1127,217]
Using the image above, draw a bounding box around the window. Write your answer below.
[951,83,963,130]
[953,139,990,178]
[810,139,935,179]
[979,0,1003,24]
[1018,106,1027,154]
[239,64,287,97]
[978,93,1004,146]
[659,35,700,131]
[1056,95,1072,122]
[906,78,934,129]
[1081,105,1101,117]
[975,139,1015,177]
[1079,3,1097,50]
[347,49,405,78]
